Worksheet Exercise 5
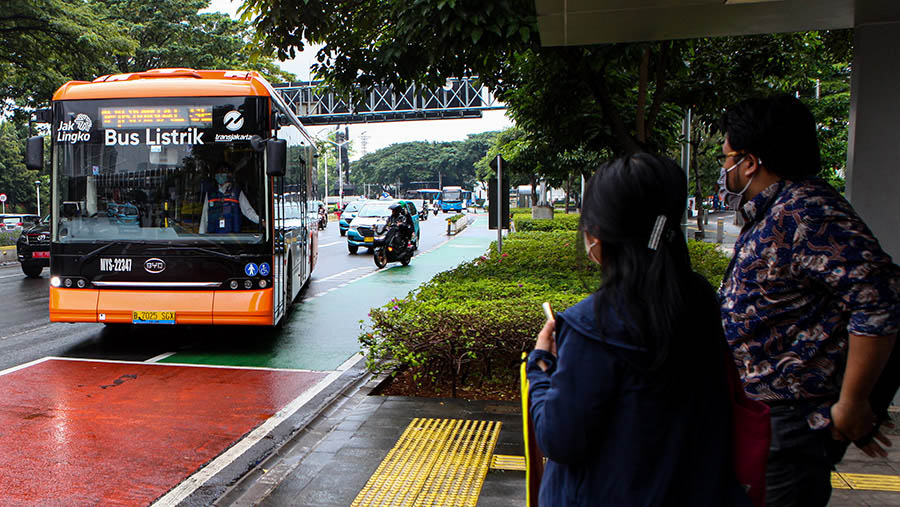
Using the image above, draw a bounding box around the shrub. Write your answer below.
[446,213,465,224]
[362,279,586,396]
[514,213,581,232]
[688,240,731,287]
[360,229,732,399]
[0,231,18,247]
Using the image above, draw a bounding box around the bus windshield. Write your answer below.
[442,190,462,202]
[52,97,268,244]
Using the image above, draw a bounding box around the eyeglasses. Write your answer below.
[716,151,744,165]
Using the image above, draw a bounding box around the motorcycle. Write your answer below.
[317,209,328,230]
[373,225,413,268]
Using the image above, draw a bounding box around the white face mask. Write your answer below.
[717,156,753,210]
[583,233,599,263]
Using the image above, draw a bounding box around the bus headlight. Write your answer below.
[230,280,239,289]
[64,278,73,287]
[77,279,86,288]
[50,276,61,287]
[244,280,253,289]
[259,279,267,288]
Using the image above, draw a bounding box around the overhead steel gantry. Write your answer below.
[272,78,505,125]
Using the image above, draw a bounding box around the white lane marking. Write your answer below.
[0,323,53,342]
[0,273,27,279]
[318,267,364,282]
[150,357,361,507]
[145,352,176,363]
[319,241,343,248]
[0,356,52,377]
[44,356,321,373]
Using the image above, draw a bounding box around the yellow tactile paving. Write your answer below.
[832,472,852,490]
[491,454,526,471]
[351,418,501,507]
[839,472,900,492]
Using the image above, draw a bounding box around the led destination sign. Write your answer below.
[100,106,213,128]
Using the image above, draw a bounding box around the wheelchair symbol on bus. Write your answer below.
[259,263,270,276]
[244,263,258,276]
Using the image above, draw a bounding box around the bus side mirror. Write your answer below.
[25,136,44,171]
[266,138,286,177]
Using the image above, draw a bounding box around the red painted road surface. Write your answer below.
[0,358,327,506]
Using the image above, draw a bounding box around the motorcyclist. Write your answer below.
[386,202,413,247]
[318,202,327,229]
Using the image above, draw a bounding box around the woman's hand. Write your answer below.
[535,319,557,371]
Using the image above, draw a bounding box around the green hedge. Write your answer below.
[513,213,581,232]
[361,231,731,397]
[0,231,17,247]
[446,213,465,224]
[688,240,731,287]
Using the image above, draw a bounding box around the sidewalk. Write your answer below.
[218,372,900,507]
[219,374,526,507]
[684,209,741,256]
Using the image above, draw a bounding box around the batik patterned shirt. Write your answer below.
[719,178,900,429]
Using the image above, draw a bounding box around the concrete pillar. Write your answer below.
[847,20,900,260]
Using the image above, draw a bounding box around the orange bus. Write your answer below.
[25,68,319,326]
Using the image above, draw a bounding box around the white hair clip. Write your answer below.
[648,215,667,250]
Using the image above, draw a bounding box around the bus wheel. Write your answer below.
[348,244,359,254]
[21,263,43,278]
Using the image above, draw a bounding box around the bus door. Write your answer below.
[272,176,287,323]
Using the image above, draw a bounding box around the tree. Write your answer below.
[98,0,294,83]
[0,0,135,114]
[0,122,44,213]
[242,0,539,94]
[349,132,497,194]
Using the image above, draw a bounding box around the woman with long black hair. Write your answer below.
[526,153,741,505]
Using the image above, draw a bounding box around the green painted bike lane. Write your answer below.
[161,216,496,371]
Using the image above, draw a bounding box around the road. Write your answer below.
[0,210,495,506]
[0,211,455,371]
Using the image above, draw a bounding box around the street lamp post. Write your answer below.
[34,180,41,217]
[317,137,350,209]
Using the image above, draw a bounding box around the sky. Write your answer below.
[203,0,513,160]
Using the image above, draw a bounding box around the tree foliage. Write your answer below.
[349,132,497,194]
[244,0,853,209]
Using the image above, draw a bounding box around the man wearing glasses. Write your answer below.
[718,95,900,506]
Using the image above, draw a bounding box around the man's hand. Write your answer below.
[830,398,892,457]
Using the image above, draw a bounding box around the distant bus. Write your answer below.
[440,186,470,213]
[26,68,319,326]
[414,189,441,203]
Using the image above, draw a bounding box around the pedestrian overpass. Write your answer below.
[273,78,505,125]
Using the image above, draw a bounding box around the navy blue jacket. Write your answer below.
[527,281,740,506]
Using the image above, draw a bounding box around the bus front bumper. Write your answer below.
[49,287,274,326]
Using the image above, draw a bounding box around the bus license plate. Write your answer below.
[132,311,176,324]
[364,237,374,243]
[33,251,49,258]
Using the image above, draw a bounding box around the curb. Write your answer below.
[212,360,375,506]
[446,215,474,236]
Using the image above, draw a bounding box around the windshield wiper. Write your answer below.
[77,242,140,264]
[147,246,243,262]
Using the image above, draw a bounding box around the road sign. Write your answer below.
[0,193,6,202]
